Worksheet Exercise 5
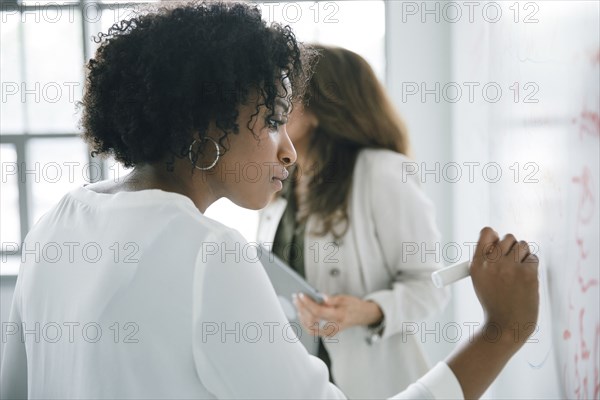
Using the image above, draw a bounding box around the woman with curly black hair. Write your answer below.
[0,2,539,399]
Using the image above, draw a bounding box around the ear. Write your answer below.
[308,110,319,129]
[306,107,319,129]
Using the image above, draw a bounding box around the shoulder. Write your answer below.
[176,211,246,253]
[61,185,245,248]
[353,149,435,217]
[355,148,418,185]
[357,148,412,165]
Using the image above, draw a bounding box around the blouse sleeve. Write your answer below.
[191,228,346,399]
[390,362,464,400]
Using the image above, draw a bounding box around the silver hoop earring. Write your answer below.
[189,137,220,171]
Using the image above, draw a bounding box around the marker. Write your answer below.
[431,261,471,288]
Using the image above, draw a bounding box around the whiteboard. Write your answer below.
[451,2,599,398]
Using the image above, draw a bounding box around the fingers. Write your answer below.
[498,234,518,257]
[473,226,499,268]
[293,293,343,337]
[293,294,319,334]
[296,293,338,321]
[472,228,540,269]
[512,240,530,263]
[505,238,538,268]
[523,253,539,271]
[323,295,341,306]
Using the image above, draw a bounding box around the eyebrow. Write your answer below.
[275,98,291,114]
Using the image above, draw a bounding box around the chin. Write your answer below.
[231,195,271,211]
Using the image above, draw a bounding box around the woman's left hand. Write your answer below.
[293,293,383,337]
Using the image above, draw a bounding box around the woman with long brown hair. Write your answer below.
[258,45,449,398]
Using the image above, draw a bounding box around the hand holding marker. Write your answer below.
[432,237,495,287]
[431,237,532,287]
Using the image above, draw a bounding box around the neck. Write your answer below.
[123,162,218,213]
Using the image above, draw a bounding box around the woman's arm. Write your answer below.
[393,227,539,400]
[445,227,539,399]
[251,223,539,399]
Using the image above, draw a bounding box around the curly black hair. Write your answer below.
[80,1,313,168]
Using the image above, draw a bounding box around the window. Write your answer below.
[1,0,134,274]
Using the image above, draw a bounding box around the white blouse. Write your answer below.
[0,186,463,399]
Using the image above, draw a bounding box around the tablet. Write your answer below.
[257,244,325,355]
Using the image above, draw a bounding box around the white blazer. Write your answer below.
[257,149,450,399]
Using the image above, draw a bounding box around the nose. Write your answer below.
[279,127,297,167]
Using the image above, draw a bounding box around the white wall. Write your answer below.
[385,1,456,365]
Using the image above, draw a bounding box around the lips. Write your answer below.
[272,167,289,182]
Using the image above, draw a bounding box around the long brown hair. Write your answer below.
[299,45,411,238]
